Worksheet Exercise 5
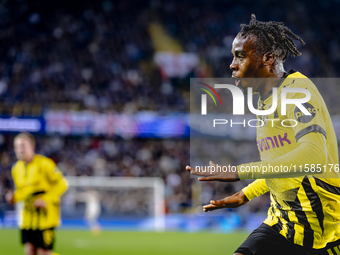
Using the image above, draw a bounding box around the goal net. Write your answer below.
[61,176,165,231]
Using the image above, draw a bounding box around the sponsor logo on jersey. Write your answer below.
[294,102,317,123]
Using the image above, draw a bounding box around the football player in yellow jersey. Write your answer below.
[187,15,340,255]
[6,133,68,255]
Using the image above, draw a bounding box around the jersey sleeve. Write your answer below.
[242,179,269,201]
[283,81,327,142]
[11,165,26,202]
[238,79,329,179]
[42,158,68,203]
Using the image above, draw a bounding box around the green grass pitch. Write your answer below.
[0,229,249,255]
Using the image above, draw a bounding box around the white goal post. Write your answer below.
[65,176,166,231]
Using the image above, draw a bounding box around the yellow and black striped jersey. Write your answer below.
[239,70,340,249]
[12,154,68,230]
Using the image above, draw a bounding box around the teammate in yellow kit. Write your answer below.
[187,15,340,255]
[6,133,68,255]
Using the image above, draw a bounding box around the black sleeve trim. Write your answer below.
[314,177,340,195]
[295,124,327,141]
[32,191,45,196]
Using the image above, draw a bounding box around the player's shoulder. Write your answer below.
[34,154,56,166]
[283,70,316,90]
[11,160,23,173]
[282,70,323,103]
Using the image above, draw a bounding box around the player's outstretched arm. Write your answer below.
[187,133,327,180]
[203,191,249,212]
[238,132,327,179]
[203,179,269,212]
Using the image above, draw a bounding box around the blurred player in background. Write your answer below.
[6,133,68,255]
[77,188,102,235]
[188,15,340,255]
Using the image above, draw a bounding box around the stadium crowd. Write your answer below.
[0,0,339,115]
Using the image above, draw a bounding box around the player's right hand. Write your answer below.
[203,191,249,212]
[5,190,14,204]
[33,198,47,209]
[186,161,239,182]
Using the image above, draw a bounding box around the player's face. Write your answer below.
[14,137,35,162]
[230,34,263,91]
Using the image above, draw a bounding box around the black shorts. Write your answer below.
[235,223,340,255]
[21,228,55,250]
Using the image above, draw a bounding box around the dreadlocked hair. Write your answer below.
[239,14,305,61]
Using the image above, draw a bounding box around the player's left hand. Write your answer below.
[203,191,249,212]
[5,190,14,204]
[186,161,239,182]
[33,198,47,209]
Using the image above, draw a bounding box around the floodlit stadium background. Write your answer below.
[0,0,340,254]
